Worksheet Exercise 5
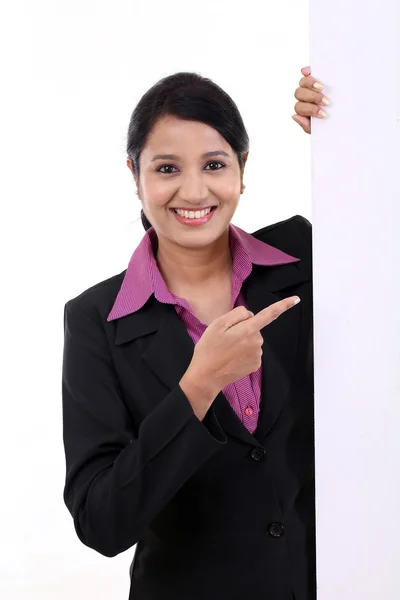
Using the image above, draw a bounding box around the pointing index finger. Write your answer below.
[249,296,301,331]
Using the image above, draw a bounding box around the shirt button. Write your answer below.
[244,406,254,416]
[250,447,267,461]
[268,523,285,538]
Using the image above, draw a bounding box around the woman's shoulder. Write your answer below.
[251,214,312,263]
[64,269,127,324]
[251,214,312,278]
[252,214,311,242]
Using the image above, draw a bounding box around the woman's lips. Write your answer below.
[170,206,217,226]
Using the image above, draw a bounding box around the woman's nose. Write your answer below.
[178,174,208,202]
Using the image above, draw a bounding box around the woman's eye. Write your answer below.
[157,161,225,174]
[205,161,225,170]
[157,165,177,174]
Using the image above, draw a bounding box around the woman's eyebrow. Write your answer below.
[151,150,230,162]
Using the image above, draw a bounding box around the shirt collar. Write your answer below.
[107,223,300,322]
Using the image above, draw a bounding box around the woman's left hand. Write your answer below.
[292,66,330,134]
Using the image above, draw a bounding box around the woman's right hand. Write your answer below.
[183,297,301,400]
[292,65,330,134]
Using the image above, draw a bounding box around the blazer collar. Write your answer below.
[107,223,300,322]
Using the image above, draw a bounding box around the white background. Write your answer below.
[0,1,312,598]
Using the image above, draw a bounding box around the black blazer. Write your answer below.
[62,214,315,600]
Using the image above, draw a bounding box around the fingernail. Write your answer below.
[313,82,324,90]
[293,297,301,305]
[317,109,328,118]
[321,96,330,106]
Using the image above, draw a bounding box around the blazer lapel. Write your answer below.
[114,296,194,390]
[244,262,310,443]
[113,261,309,448]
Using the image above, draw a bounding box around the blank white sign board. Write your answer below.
[310,1,400,598]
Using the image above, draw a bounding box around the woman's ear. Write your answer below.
[240,152,248,193]
[127,158,139,192]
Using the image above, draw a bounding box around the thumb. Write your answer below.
[292,115,311,134]
[292,115,303,126]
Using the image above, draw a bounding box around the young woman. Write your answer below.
[62,66,329,600]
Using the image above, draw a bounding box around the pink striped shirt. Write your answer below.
[107,224,298,434]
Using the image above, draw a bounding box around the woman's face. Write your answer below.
[128,115,247,249]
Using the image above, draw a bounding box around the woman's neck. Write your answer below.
[155,228,232,291]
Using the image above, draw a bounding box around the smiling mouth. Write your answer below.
[170,206,217,212]
[169,206,219,224]
[170,206,217,215]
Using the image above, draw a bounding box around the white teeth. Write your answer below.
[175,207,212,218]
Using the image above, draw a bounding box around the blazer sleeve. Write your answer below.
[62,301,227,558]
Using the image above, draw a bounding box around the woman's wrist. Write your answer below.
[179,368,220,420]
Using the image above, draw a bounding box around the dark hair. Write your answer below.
[126,72,250,231]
